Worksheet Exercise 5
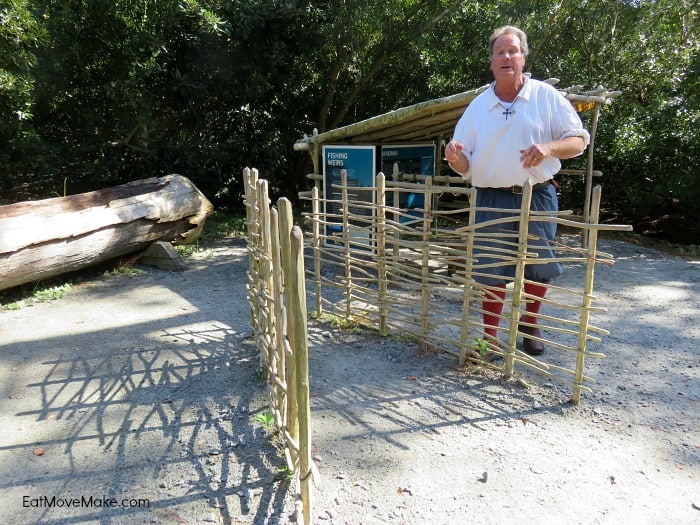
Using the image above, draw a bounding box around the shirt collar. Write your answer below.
[487,76,532,110]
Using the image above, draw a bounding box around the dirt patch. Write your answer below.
[1,236,698,524]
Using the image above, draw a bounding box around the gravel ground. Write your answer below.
[1,235,698,525]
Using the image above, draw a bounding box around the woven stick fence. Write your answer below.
[302,170,633,404]
[241,165,632,522]
[243,168,313,525]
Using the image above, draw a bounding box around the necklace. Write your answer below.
[498,99,517,120]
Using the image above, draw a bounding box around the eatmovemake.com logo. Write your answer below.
[23,494,150,509]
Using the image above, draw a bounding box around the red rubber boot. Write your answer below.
[520,282,547,355]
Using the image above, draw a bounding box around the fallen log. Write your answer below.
[0,174,214,292]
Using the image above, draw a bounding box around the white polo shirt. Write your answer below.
[453,77,590,188]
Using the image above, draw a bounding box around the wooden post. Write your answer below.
[269,208,288,433]
[573,185,603,404]
[311,186,323,317]
[340,169,352,317]
[243,168,260,329]
[278,198,299,467]
[256,179,274,372]
[459,188,478,366]
[312,137,321,191]
[376,173,388,335]
[419,177,433,340]
[582,102,602,246]
[290,226,313,525]
[391,163,401,261]
[505,181,534,376]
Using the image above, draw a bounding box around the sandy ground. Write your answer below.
[1,235,698,525]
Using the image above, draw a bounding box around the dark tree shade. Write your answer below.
[0,0,698,243]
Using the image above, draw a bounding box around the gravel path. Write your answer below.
[1,236,698,525]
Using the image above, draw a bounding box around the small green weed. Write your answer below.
[101,254,146,278]
[253,410,275,433]
[176,243,214,258]
[394,333,421,345]
[330,316,361,331]
[472,338,489,357]
[1,281,74,310]
[103,266,145,278]
[34,282,74,301]
[275,466,294,482]
[320,312,370,332]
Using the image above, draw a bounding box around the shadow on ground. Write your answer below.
[1,241,293,525]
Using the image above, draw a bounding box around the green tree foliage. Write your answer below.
[31,1,242,196]
[306,1,466,132]
[597,0,699,241]
[0,0,44,200]
[0,0,697,243]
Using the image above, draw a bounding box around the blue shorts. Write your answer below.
[472,183,563,286]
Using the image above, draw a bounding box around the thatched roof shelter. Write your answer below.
[294,79,620,221]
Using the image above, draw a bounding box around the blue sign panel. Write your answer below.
[323,146,376,245]
[381,144,435,220]
[324,145,376,190]
[381,144,435,178]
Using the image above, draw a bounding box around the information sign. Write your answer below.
[381,144,435,218]
[323,145,376,246]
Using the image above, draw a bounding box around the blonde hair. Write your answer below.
[489,26,529,58]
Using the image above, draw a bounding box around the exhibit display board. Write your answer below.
[322,145,376,246]
[381,144,435,220]
[380,144,435,179]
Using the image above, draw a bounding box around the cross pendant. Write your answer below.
[503,108,513,120]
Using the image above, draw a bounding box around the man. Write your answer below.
[444,26,590,356]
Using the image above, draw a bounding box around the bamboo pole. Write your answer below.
[290,226,313,525]
[277,198,299,467]
[392,164,402,261]
[376,173,389,335]
[572,185,604,404]
[311,186,322,316]
[582,102,602,246]
[459,188,478,366]
[256,179,274,372]
[313,141,321,191]
[340,170,353,317]
[501,182,534,375]
[243,168,260,328]
[419,177,433,341]
[269,208,289,435]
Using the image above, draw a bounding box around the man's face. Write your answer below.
[490,34,525,83]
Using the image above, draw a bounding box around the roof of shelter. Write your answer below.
[294,80,621,149]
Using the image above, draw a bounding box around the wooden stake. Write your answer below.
[290,226,313,525]
[278,198,299,467]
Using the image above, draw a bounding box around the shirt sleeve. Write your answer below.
[549,88,591,152]
[453,105,474,154]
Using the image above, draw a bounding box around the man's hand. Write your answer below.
[445,140,465,163]
[519,144,550,169]
[520,137,586,168]
[445,140,469,176]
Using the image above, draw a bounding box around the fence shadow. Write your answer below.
[0,244,293,525]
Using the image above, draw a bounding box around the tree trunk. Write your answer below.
[0,174,213,292]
